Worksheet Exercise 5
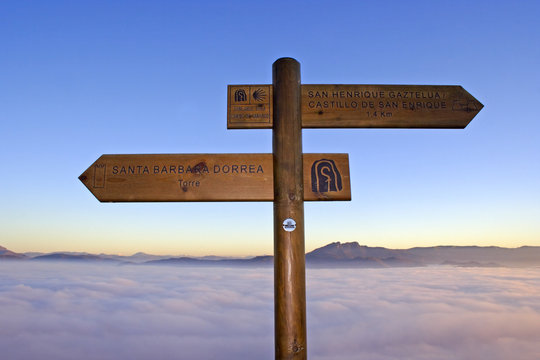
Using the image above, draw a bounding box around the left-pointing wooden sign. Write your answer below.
[79,154,351,202]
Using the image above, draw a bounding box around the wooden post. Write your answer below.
[273,58,307,359]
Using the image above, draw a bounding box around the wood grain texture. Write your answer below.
[79,153,350,202]
[302,84,483,128]
[227,84,483,129]
[272,57,307,360]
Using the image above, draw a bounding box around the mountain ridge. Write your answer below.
[2,242,539,268]
[0,245,27,259]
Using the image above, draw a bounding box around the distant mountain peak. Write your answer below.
[308,241,370,260]
[131,252,150,256]
[0,245,27,259]
[319,241,364,250]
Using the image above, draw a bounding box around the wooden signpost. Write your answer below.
[228,84,482,129]
[79,153,350,202]
[80,57,483,360]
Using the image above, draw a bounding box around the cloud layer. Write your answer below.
[1,262,539,359]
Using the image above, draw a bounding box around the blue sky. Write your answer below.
[1,0,539,255]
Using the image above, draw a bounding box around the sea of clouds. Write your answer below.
[1,262,539,360]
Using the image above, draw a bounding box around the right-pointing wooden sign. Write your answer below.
[228,84,483,129]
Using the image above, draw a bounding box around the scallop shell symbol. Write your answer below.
[252,88,267,102]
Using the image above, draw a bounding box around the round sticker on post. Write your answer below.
[282,218,296,232]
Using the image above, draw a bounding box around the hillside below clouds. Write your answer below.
[1,242,539,268]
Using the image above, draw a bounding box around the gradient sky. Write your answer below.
[1,0,539,256]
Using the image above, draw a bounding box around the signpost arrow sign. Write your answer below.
[79,153,350,202]
[228,84,483,129]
